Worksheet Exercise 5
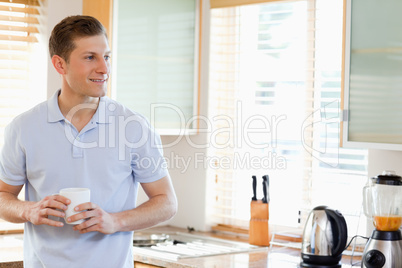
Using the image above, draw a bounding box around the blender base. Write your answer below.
[299,262,341,268]
[362,230,402,268]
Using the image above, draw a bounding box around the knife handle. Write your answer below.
[262,175,269,203]
[262,175,269,185]
[252,175,257,201]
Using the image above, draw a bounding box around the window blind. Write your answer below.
[0,0,44,227]
[113,0,198,130]
[208,0,367,231]
[0,0,43,149]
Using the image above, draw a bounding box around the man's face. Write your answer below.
[63,34,111,98]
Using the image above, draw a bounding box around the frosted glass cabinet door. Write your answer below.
[113,0,199,131]
[343,0,402,150]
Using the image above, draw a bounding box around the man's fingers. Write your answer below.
[35,211,64,227]
[41,217,64,227]
[73,217,99,233]
[51,195,70,207]
[67,209,94,224]
[74,202,96,212]
[43,197,69,211]
[41,208,65,218]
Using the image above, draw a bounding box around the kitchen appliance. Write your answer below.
[300,206,348,268]
[361,171,402,268]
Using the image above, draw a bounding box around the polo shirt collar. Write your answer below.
[47,89,111,124]
[92,97,111,124]
[47,89,64,123]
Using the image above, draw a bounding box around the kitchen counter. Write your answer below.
[133,243,296,268]
[0,225,362,268]
[132,226,362,268]
[134,244,361,268]
[0,233,23,268]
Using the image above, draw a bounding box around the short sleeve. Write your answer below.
[0,122,27,186]
[128,115,169,183]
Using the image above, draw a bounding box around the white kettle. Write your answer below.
[300,206,348,268]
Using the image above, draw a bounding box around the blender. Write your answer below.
[362,171,402,268]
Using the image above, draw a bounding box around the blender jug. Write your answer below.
[363,171,402,231]
[361,171,402,268]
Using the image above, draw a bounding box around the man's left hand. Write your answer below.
[68,202,118,234]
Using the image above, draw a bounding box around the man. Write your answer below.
[0,15,177,267]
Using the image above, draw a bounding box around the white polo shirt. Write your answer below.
[0,90,168,268]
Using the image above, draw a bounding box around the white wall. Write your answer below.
[368,149,402,178]
[47,0,83,98]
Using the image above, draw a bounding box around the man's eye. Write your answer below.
[86,56,94,60]
[104,55,110,61]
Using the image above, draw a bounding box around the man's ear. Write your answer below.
[51,55,67,75]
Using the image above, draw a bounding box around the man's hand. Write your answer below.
[25,195,70,227]
[69,202,118,234]
[67,176,177,235]
[0,180,70,226]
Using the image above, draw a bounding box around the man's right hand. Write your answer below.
[25,195,71,227]
[0,180,70,227]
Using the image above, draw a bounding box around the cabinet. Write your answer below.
[134,262,159,268]
[112,0,200,133]
[342,0,402,150]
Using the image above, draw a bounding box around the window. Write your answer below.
[113,0,199,131]
[207,0,367,234]
[0,0,46,147]
[0,0,46,228]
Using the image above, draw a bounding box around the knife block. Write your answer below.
[249,200,269,246]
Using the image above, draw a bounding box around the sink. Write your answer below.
[133,232,267,261]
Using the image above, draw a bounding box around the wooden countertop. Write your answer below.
[0,222,23,235]
[0,225,362,268]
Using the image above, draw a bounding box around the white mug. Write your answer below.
[59,188,90,225]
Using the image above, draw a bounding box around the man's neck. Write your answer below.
[58,89,100,132]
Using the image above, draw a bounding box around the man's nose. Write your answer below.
[97,58,110,74]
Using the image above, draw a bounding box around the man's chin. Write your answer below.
[93,88,107,98]
[99,91,107,97]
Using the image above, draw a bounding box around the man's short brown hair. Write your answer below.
[49,15,107,62]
